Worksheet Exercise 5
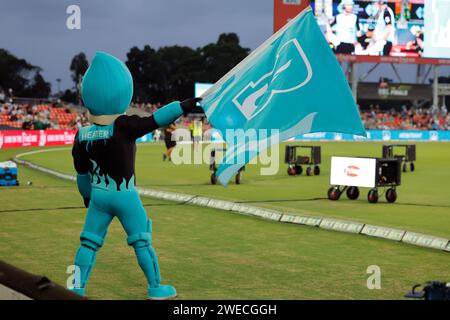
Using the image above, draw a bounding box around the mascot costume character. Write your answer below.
[70,51,199,299]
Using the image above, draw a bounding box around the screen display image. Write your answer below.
[423,0,450,59]
[311,0,429,58]
[195,82,213,97]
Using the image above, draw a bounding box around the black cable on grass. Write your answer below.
[0,202,185,214]
[236,197,328,203]
[2,194,449,215]
[391,202,450,208]
[0,206,84,213]
[237,197,450,208]
[0,197,328,214]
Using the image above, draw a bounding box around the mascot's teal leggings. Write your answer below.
[73,187,161,291]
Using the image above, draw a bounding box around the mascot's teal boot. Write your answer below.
[69,287,85,297]
[148,285,177,300]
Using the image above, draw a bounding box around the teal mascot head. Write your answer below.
[81,51,133,116]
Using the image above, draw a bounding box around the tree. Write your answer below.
[70,52,89,88]
[60,89,78,103]
[126,45,163,103]
[127,45,203,103]
[217,33,240,46]
[125,33,249,103]
[22,72,51,98]
[198,33,250,83]
[156,45,203,101]
[0,48,51,98]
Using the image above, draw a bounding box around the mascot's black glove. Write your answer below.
[180,97,202,114]
[83,197,91,208]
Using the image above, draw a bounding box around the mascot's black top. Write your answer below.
[72,115,159,191]
[71,52,189,193]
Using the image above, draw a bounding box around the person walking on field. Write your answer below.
[163,122,177,162]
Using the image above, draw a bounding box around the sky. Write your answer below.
[0,0,274,92]
[1,0,448,94]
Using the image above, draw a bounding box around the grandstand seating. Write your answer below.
[49,107,77,129]
[0,104,78,130]
[0,102,448,131]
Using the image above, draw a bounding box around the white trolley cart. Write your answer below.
[327,156,401,203]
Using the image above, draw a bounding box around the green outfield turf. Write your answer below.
[18,141,450,237]
[0,143,449,299]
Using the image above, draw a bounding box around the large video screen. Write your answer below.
[310,0,450,59]
[423,0,450,59]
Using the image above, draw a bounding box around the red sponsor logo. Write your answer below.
[0,130,77,148]
[344,165,360,177]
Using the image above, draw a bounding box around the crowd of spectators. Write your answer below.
[360,104,450,131]
[0,102,89,130]
[1,101,450,131]
[130,102,161,114]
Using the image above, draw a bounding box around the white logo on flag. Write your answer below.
[232,38,312,120]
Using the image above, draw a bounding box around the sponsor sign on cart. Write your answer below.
[330,157,376,188]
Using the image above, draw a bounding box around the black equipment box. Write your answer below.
[285,145,321,176]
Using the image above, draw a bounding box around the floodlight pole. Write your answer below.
[416,64,422,83]
[432,65,439,108]
[359,63,380,82]
[351,62,358,101]
[421,65,432,84]
[390,64,403,83]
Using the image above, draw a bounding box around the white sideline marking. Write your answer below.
[15,147,71,158]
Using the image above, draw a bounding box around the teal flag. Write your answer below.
[200,7,365,186]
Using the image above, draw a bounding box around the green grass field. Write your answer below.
[0,142,449,299]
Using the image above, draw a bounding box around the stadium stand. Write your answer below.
[360,104,449,130]
[1,101,449,131]
[0,103,89,130]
